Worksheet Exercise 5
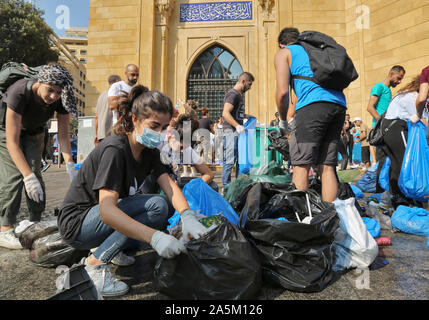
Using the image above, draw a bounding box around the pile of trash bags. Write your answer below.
[238,184,340,292]
[152,149,429,299]
[155,174,385,299]
[155,215,262,300]
[14,219,89,268]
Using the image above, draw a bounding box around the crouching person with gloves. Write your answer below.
[57,86,209,298]
[0,63,77,250]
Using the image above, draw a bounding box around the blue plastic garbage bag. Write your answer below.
[167,178,239,229]
[398,121,429,202]
[355,163,378,193]
[350,184,364,199]
[379,156,391,192]
[391,206,429,243]
[362,217,381,238]
[238,117,257,175]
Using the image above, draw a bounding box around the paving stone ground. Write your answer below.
[0,162,428,301]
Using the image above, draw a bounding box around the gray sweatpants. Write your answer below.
[0,127,45,226]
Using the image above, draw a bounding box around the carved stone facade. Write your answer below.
[156,0,175,25]
[86,0,429,127]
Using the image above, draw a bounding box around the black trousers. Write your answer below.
[338,136,349,170]
[346,133,354,164]
[381,119,408,197]
[375,144,387,193]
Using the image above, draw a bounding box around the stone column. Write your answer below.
[259,0,276,119]
[156,0,175,93]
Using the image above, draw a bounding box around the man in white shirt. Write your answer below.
[94,75,120,145]
[108,64,139,125]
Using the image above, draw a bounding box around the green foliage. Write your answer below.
[0,0,59,67]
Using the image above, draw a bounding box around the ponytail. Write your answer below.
[112,85,149,135]
[112,85,173,135]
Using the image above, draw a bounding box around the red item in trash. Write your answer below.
[375,237,391,246]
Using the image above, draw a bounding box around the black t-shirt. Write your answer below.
[198,118,212,131]
[222,89,245,131]
[58,134,169,243]
[3,79,68,132]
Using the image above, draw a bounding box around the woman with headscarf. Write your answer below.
[0,63,77,249]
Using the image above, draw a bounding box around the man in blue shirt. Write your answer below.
[274,27,347,202]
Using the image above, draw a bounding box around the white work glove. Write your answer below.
[23,173,44,203]
[66,162,77,182]
[409,114,420,124]
[181,209,209,240]
[150,231,187,259]
[235,124,245,135]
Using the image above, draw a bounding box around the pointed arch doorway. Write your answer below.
[187,45,244,122]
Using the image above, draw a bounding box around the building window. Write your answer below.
[80,50,87,55]
[70,49,76,55]
[80,58,86,63]
[187,45,243,122]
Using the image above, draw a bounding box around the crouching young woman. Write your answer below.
[57,86,209,297]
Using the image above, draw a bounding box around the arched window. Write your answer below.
[187,45,243,121]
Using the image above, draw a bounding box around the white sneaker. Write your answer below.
[14,220,35,235]
[111,251,135,267]
[83,258,129,297]
[0,229,23,250]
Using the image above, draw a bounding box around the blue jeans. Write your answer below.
[69,194,169,263]
[222,131,239,186]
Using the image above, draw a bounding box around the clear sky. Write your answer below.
[28,0,90,36]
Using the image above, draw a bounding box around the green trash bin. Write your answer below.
[252,126,283,169]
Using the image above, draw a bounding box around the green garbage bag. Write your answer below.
[224,175,255,205]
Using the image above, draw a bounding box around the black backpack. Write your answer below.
[367,112,397,146]
[0,62,43,125]
[292,31,359,91]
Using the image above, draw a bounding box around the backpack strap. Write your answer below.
[24,80,35,104]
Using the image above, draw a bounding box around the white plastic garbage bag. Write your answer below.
[332,198,379,271]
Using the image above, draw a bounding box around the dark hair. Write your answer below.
[201,107,209,116]
[172,113,200,140]
[278,27,300,46]
[108,74,120,85]
[397,75,420,96]
[186,99,199,110]
[390,65,405,74]
[238,72,255,82]
[113,85,173,135]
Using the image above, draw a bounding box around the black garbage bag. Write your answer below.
[239,183,340,293]
[267,130,289,158]
[337,182,365,216]
[154,217,262,300]
[309,175,322,195]
[29,232,89,268]
[18,220,58,249]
